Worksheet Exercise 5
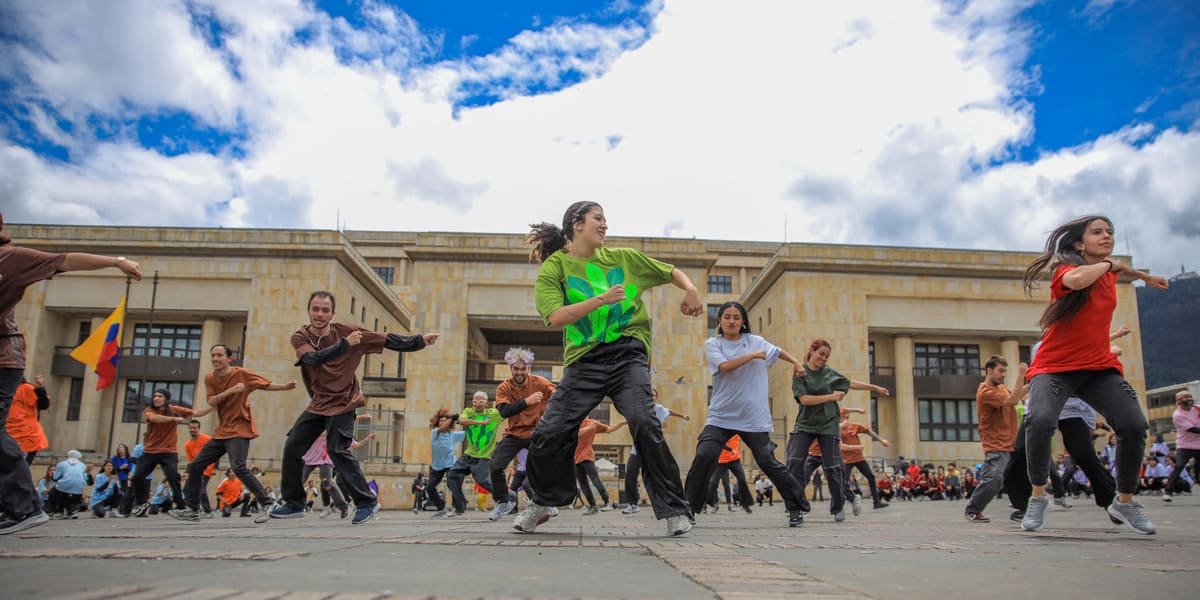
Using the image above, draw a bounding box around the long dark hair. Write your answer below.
[149,388,173,416]
[527,201,601,263]
[1022,215,1113,329]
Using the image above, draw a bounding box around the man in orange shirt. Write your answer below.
[965,355,1027,523]
[488,347,556,521]
[215,468,244,517]
[183,419,216,518]
[576,417,626,514]
[840,415,890,510]
[7,375,49,465]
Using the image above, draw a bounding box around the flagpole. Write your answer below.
[132,271,160,445]
[104,276,132,456]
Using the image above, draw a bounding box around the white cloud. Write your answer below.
[1,0,1197,278]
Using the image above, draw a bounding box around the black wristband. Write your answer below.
[1102,259,1114,272]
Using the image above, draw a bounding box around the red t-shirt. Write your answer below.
[1026,265,1123,379]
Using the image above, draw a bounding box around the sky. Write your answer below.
[0,0,1197,278]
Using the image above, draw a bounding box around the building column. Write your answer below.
[75,316,106,453]
[1000,338,1021,387]
[894,335,917,460]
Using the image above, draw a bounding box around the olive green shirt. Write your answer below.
[792,365,851,435]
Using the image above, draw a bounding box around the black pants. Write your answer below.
[194,476,212,512]
[686,425,806,512]
[489,436,529,503]
[708,469,731,506]
[48,490,83,515]
[575,460,609,507]
[447,455,491,514]
[131,452,183,510]
[787,431,844,514]
[24,449,37,465]
[510,470,531,501]
[0,368,40,517]
[1168,448,1200,494]
[91,491,122,517]
[426,468,448,511]
[281,410,374,509]
[845,460,880,504]
[706,461,753,509]
[528,338,689,519]
[185,437,269,511]
[1006,417,1116,511]
[624,453,644,506]
[1026,370,1147,495]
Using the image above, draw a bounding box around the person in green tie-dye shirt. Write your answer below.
[445,391,502,517]
[516,201,704,538]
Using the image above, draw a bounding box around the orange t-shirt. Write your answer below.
[216,477,243,506]
[206,367,271,439]
[718,435,742,464]
[184,433,216,477]
[1026,266,1123,380]
[574,418,610,464]
[496,375,556,440]
[142,405,194,454]
[840,422,870,464]
[6,382,48,453]
[976,382,1018,453]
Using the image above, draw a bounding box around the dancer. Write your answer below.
[963,355,1027,523]
[576,417,626,514]
[488,348,556,520]
[182,420,215,517]
[522,201,703,536]
[1165,389,1199,501]
[839,414,890,510]
[621,388,689,514]
[131,389,211,517]
[170,343,294,524]
[7,375,48,465]
[0,213,142,534]
[786,338,854,522]
[1020,215,1167,534]
[447,391,501,518]
[269,291,438,524]
[702,435,756,514]
[426,408,463,515]
[684,301,807,527]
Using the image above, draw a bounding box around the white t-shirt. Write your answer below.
[705,334,780,432]
[630,403,671,456]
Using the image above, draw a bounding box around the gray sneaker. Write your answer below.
[167,507,201,522]
[489,501,515,522]
[583,505,599,515]
[1107,501,1156,535]
[319,506,332,519]
[512,503,551,534]
[834,509,846,522]
[621,504,640,514]
[666,515,692,536]
[851,494,863,516]
[1053,496,1072,509]
[253,501,275,524]
[1021,495,1050,531]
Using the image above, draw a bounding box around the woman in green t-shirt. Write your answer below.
[519,201,703,537]
[787,338,852,521]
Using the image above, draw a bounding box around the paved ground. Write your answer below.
[1,493,1196,600]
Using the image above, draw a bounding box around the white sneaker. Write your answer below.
[512,504,551,534]
[319,506,332,519]
[621,504,640,514]
[851,494,863,516]
[490,500,515,522]
[666,515,692,536]
[547,506,559,517]
[599,503,614,512]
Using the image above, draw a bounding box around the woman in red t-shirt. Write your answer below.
[1019,215,1167,534]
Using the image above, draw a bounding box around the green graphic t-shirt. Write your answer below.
[461,407,503,459]
[535,247,674,367]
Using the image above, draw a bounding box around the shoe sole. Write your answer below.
[1020,520,1043,531]
[352,504,381,525]
[268,511,306,520]
[669,522,692,536]
[513,513,551,534]
[0,512,50,535]
[167,512,199,523]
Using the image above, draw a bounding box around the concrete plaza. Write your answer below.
[1,493,1196,600]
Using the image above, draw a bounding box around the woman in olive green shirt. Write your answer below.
[787,338,852,521]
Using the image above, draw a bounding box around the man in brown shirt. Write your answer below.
[0,213,142,535]
[965,355,1028,523]
[170,343,296,523]
[269,290,437,525]
[487,347,556,521]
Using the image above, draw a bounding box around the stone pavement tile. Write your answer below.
[171,588,246,599]
[53,586,155,600]
[223,591,289,600]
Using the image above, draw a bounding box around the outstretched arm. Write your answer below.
[670,269,704,317]
[58,253,143,280]
[850,380,889,396]
[265,381,297,392]
[384,333,439,352]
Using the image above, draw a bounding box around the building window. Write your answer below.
[124,380,196,423]
[918,398,979,442]
[532,366,553,381]
[372,266,395,285]
[707,304,722,332]
[914,343,980,376]
[707,275,732,294]
[66,378,83,421]
[361,307,366,322]
[768,307,772,325]
[77,321,92,344]
[871,396,879,433]
[131,324,202,359]
[868,341,876,374]
[351,297,356,315]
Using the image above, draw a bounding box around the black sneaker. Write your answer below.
[167,507,201,522]
[788,510,804,527]
[1010,510,1025,522]
[132,503,151,518]
[964,512,990,523]
[0,511,50,535]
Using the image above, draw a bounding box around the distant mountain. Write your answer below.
[1138,273,1200,389]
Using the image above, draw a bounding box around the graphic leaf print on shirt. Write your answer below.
[565,264,638,345]
[465,417,499,454]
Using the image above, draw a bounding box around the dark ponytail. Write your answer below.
[1022,215,1112,330]
[527,201,600,263]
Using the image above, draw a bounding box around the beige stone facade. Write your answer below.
[8,224,1151,508]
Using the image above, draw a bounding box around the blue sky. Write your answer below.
[0,0,1197,276]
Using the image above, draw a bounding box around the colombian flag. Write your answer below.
[69,296,127,390]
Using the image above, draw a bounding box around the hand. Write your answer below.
[600,284,626,305]
[34,374,44,387]
[365,433,376,442]
[1145,275,1169,291]
[231,382,246,394]
[1107,258,1129,274]
[680,288,703,317]
[681,414,691,421]
[752,350,768,360]
[526,392,544,406]
[1111,325,1131,339]
[282,381,297,390]
[793,364,804,377]
[346,331,363,346]
[882,439,891,448]
[876,386,890,396]
[86,464,94,473]
[117,257,143,281]
[832,391,846,402]
[423,333,440,346]
[1018,362,1029,378]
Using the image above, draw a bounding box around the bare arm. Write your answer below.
[605,420,627,433]
[717,350,767,373]
[1109,325,1131,341]
[546,285,629,327]
[57,253,143,280]
[798,391,846,406]
[349,432,376,450]
[779,350,804,377]
[670,268,704,317]
[145,413,186,424]
[1109,260,1169,291]
[191,405,214,418]
[264,381,298,392]
[850,380,889,396]
[1061,261,1114,290]
[1001,364,1030,406]
[667,408,690,422]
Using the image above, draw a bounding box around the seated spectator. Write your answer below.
[215,468,244,517]
[1139,456,1169,495]
[1069,469,1093,498]
[926,470,945,500]
[944,472,962,500]
[962,471,978,498]
[37,464,56,507]
[89,460,122,518]
[148,479,173,515]
[877,473,895,502]
[50,450,91,518]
